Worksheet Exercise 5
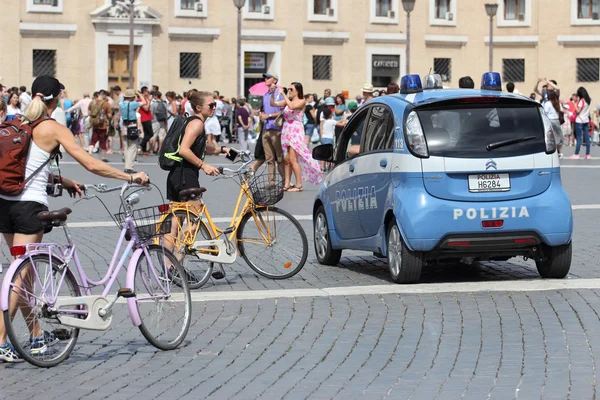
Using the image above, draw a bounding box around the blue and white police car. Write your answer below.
[312,73,573,284]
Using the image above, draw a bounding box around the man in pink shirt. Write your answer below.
[67,93,93,147]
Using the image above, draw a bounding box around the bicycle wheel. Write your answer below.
[4,255,81,367]
[237,206,308,279]
[160,210,214,289]
[134,245,191,350]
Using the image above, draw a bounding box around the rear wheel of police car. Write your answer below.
[535,242,572,279]
[387,221,424,284]
[314,206,342,265]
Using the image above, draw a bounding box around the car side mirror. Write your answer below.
[312,143,334,162]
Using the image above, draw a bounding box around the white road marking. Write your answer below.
[183,278,600,301]
[60,161,231,167]
[66,205,600,228]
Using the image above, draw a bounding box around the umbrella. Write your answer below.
[248,81,269,96]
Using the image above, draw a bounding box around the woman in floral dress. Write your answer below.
[271,82,322,191]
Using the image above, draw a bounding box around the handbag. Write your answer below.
[311,127,320,144]
[274,113,284,128]
[126,124,140,140]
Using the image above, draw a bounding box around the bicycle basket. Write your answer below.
[248,171,284,206]
[113,205,171,241]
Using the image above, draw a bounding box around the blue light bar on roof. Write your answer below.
[481,72,502,91]
[400,74,423,94]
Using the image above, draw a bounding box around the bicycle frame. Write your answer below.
[0,215,167,329]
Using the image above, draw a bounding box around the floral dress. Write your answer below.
[281,106,323,185]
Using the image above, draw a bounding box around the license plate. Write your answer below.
[468,173,510,192]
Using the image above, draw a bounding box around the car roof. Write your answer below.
[368,89,539,109]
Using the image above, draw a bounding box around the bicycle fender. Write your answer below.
[125,247,144,327]
[0,251,66,312]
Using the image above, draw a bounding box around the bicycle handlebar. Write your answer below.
[219,149,254,176]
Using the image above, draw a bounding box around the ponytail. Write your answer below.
[21,96,48,125]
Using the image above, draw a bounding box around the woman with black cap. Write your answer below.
[0,75,149,363]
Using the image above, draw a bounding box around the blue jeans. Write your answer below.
[575,122,590,155]
[304,123,314,138]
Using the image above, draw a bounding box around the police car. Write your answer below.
[312,72,573,284]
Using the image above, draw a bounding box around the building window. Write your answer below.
[504,0,526,20]
[27,0,63,13]
[577,58,600,82]
[180,52,201,79]
[578,0,600,18]
[33,50,56,77]
[309,0,338,21]
[435,0,451,19]
[249,0,266,12]
[174,0,207,17]
[370,0,398,23]
[434,58,451,82]
[371,54,400,88]
[244,0,274,20]
[502,59,525,83]
[314,0,331,15]
[313,56,332,81]
[376,0,393,16]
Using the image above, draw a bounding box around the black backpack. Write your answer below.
[158,115,198,171]
[155,101,168,122]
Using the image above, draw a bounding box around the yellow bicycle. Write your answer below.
[156,151,309,289]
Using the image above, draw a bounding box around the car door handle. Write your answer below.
[349,164,355,173]
[380,159,388,168]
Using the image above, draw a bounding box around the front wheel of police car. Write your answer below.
[314,206,342,266]
[387,222,424,284]
[535,242,572,279]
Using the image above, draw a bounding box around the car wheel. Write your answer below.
[535,242,572,279]
[314,206,342,266]
[387,221,424,284]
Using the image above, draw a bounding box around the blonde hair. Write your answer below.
[188,91,212,113]
[21,96,50,125]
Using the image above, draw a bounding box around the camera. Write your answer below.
[46,175,63,197]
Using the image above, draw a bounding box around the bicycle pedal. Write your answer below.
[53,329,71,341]
[117,288,136,298]
[211,271,226,280]
[223,226,235,235]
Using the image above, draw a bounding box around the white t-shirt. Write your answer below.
[184,101,194,116]
[544,101,559,120]
[214,99,224,117]
[7,105,20,117]
[205,116,221,136]
[576,99,590,124]
[19,92,31,112]
[51,107,67,126]
[322,119,336,140]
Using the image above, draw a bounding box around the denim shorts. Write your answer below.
[321,137,334,146]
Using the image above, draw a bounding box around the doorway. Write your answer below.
[108,45,138,90]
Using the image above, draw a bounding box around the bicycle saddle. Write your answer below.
[37,207,72,222]
[179,187,207,201]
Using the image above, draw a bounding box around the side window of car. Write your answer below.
[360,106,393,153]
[335,109,370,162]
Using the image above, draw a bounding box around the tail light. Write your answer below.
[158,204,170,213]
[482,220,504,228]
[405,111,429,158]
[539,108,556,154]
[10,245,27,257]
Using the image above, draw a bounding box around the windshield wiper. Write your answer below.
[486,135,537,151]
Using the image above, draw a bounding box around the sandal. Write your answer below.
[287,186,303,192]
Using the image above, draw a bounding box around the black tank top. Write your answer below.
[180,116,207,170]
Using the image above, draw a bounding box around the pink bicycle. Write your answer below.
[0,182,192,367]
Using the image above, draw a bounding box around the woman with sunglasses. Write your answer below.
[271,82,322,192]
[166,91,231,202]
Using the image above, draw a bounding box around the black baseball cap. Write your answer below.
[31,75,65,101]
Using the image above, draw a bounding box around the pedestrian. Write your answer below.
[149,91,168,154]
[570,87,592,159]
[0,76,149,363]
[66,93,92,148]
[221,97,232,142]
[271,82,322,192]
[6,92,20,121]
[334,93,346,121]
[18,86,31,113]
[458,76,475,89]
[361,84,375,103]
[88,90,112,162]
[318,89,332,106]
[165,91,178,131]
[119,89,147,173]
[386,82,400,95]
[544,91,563,158]
[304,93,316,146]
[235,98,251,151]
[204,111,221,150]
[69,101,84,147]
[138,86,153,156]
[258,73,285,183]
[319,107,336,170]
[563,93,578,147]
[59,90,73,129]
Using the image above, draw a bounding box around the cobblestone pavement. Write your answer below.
[1,149,599,399]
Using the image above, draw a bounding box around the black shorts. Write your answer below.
[167,166,200,202]
[254,131,265,161]
[0,199,49,235]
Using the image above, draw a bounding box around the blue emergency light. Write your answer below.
[400,74,423,94]
[481,72,502,91]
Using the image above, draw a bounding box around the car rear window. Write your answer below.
[416,104,546,158]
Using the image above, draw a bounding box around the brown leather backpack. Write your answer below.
[0,116,57,196]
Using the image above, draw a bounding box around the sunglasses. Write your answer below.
[207,102,216,109]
